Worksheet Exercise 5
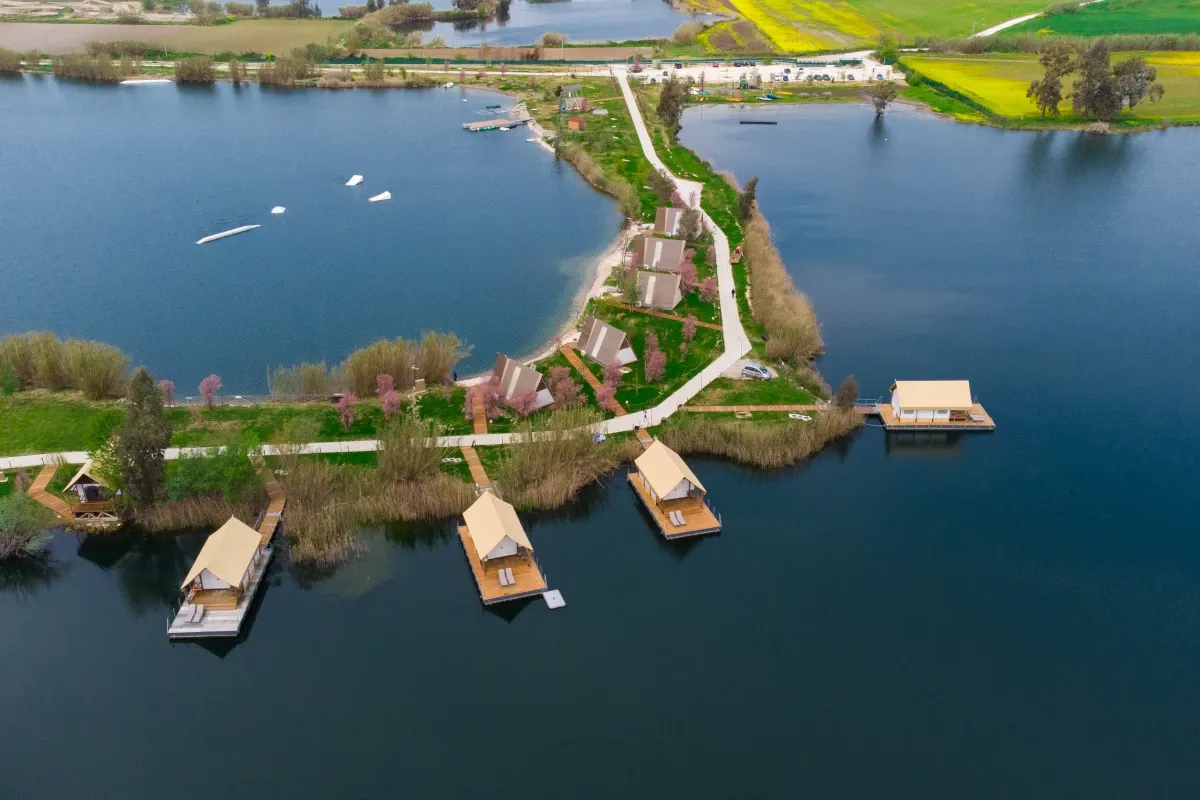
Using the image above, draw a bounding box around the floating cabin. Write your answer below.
[877,380,995,430]
[457,492,547,605]
[628,441,721,539]
[558,83,587,112]
[579,315,637,366]
[168,516,273,639]
[655,206,683,237]
[494,354,554,412]
[631,235,685,273]
[635,270,682,311]
[62,460,119,524]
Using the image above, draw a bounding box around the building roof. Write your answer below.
[560,83,581,94]
[634,441,705,498]
[634,236,686,272]
[63,459,108,492]
[890,380,973,410]
[179,517,262,590]
[655,206,682,229]
[494,354,546,400]
[462,492,532,558]
[579,315,632,365]
[636,270,681,309]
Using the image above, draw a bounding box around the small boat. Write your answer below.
[485,104,501,110]
[740,120,778,125]
[443,81,454,88]
[756,95,774,101]
[270,206,286,214]
[120,78,172,85]
[196,224,260,245]
[368,191,391,202]
[499,126,510,131]
[345,175,364,186]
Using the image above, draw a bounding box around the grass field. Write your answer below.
[1005,0,1200,36]
[0,19,349,55]
[905,51,1200,122]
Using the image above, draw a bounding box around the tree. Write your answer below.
[229,58,245,84]
[1113,55,1164,110]
[680,207,702,241]
[832,375,858,409]
[602,361,623,388]
[0,493,53,561]
[116,368,172,507]
[376,373,395,397]
[645,349,666,383]
[646,168,674,204]
[337,392,357,429]
[507,388,540,417]
[738,175,758,220]
[365,0,375,10]
[870,80,898,117]
[657,75,688,136]
[683,314,697,342]
[1026,41,1074,118]
[699,276,718,303]
[199,373,221,406]
[465,379,504,420]
[255,0,268,13]
[381,389,401,421]
[874,35,898,65]
[158,379,175,407]
[595,383,616,410]
[1072,41,1122,122]
[547,366,583,408]
[679,260,697,294]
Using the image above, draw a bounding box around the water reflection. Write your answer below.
[0,553,69,602]
[883,430,967,458]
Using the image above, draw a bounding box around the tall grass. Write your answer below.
[497,408,641,510]
[258,55,313,86]
[85,40,151,57]
[743,210,823,364]
[377,417,447,482]
[0,332,130,397]
[133,494,264,533]
[0,48,22,73]
[53,54,119,83]
[64,339,130,400]
[555,141,641,220]
[341,333,469,396]
[175,56,216,83]
[267,362,342,399]
[659,409,861,468]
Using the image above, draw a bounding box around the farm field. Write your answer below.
[0,19,348,55]
[1004,0,1200,36]
[905,52,1200,122]
[848,0,1044,37]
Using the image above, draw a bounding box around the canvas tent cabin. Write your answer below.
[631,235,685,273]
[578,315,637,366]
[493,354,553,412]
[635,270,682,311]
[655,206,683,237]
[628,441,721,539]
[881,380,994,430]
[457,491,547,604]
[179,517,266,610]
[558,83,587,112]
[62,460,118,522]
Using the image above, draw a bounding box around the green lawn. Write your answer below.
[691,376,817,406]
[1005,0,1200,36]
[847,0,1044,38]
[0,392,123,456]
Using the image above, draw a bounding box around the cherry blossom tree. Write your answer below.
[679,261,697,294]
[595,383,616,411]
[699,277,718,303]
[376,374,395,397]
[158,379,175,407]
[381,389,401,421]
[465,379,505,420]
[645,349,667,382]
[602,361,623,388]
[199,374,222,406]
[683,314,697,342]
[337,392,358,430]
[548,366,583,408]
[507,388,541,417]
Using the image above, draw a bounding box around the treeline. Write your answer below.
[0,332,130,400]
[0,47,39,73]
[914,32,1200,55]
[742,208,823,364]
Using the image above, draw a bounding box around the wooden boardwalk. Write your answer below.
[461,446,493,490]
[472,392,488,435]
[604,300,722,330]
[251,455,286,546]
[559,345,626,416]
[28,463,71,520]
[635,428,655,448]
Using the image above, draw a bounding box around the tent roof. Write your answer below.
[637,270,680,307]
[463,492,532,558]
[890,380,973,410]
[495,354,545,399]
[634,441,705,497]
[63,460,108,492]
[580,315,632,365]
[180,517,262,589]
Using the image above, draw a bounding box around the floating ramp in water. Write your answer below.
[368,191,391,202]
[346,174,364,186]
[120,78,172,85]
[195,224,260,245]
[270,206,286,214]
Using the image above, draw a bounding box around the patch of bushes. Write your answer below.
[52,54,119,83]
[258,54,314,85]
[166,436,261,501]
[341,332,469,396]
[742,210,823,364]
[85,40,152,57]
[0,48,22,73]
[0,493,54,562]
[0,332,130,399]
[225,1,255,16]
[268,362,342,399]
[659,408,862,469]
[672,21,702,46]
[175,55,216,83]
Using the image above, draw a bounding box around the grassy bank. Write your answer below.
[1003,0,1200,37]
[659,406,861,468]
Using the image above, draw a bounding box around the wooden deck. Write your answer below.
[27,463,72,520]
[472,392,488,435]
[603,299,722,330]
[875,403,995,431]
[168,548,273,639]
[560,345,625,415]
[635,428,655,448]
[461,446,493,490]
[456,525,547,604]
[251,455,286,546]
[628,471,721,540]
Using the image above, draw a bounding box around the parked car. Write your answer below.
[713,62,721,67]
[742,364,772,381]
[663,70,669,76]
[674,62,683,69]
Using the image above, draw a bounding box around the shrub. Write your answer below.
[63,339,130,399]
[0,48,22,73]
[832,375,858,409]
[340,4,368,17]
[226,1,254,15]
[228,58,246,83]
[258,55,313,85]
[363,58,386,84]
[0,494,54,561]
[115,10,144,24]
[52,54,118,83]
[175,55,216,83]
[199,374,222,405]
[541,31,565,47]
[673,21,702,46]
[167,436,261,501]
[85,40,151,57]
[744,210,823,363]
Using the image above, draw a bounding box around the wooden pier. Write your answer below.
[873,402,995,431]
[462,116,531,132]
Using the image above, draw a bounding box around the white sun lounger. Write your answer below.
[504,567,515,585]
[498,570,509,587]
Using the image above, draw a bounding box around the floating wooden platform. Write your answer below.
[456,525,546,605]
[168,548,273,640]
[874,403,996,431]
[627,471,721,540]
[462,116,531,132]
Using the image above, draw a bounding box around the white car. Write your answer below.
[742,363,772,380]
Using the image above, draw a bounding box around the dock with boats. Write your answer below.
[462,116,532,132]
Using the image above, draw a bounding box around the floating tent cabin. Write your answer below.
[579,315,638,366]
[655,206,683,237]
[889,380,974,423]
[62,460,119,522]
[629,441,721,539]
[635,270,682,311]
[494,354,554,412]
[179,517,266,610]
[631,235,686,273]
[458,492,547,604]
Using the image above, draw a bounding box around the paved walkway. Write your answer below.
[460,446,493,490]
[27,463,71,520]
[603,299,722,331]
[559,345,626,415]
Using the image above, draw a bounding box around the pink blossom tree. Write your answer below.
[548,366,584,408]
[199,374,222,407]
[465,379,505,420]
[680,341,688,357]
[381,389,401,421]
[679,261,697,294]
[595,383,616,411]
[507,388,541,417]
[158,379,175,407]
[669,190,684,207]
[376,373,395,397]
[645,331,660,354]
[337,392,357,430]
[602,361,623,388]
[683,314,697,342]
[699,277,718,303]
[645,349,667,383]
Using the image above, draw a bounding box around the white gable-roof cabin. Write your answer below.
[579,315,637,366]
[655,206,683,237]
[494,354,554,411]
[635,270,682,311]
[457,492,547,604]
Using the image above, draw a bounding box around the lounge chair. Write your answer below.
[505,567,515,585]
[676,510,687,526]
[498,569,510,587]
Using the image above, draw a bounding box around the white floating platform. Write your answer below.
[544,590,565,609]
[168,548,273,639]
[271,206,286,215]
[345,174,364,186]
[368,191,391,202]
[120,78,172,85]
[195,224,260,245]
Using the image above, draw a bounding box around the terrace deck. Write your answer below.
[875,403,995,431]
[456,525,547,605]
[628,471,721,540]
[168,548,273,640]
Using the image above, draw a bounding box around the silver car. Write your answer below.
[742,363,771,380]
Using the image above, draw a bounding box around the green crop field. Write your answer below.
[847,0,1045,37]
[905,51,1200,122]
[1004,0,1200,36]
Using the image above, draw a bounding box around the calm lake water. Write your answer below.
[0,76,620,391]
[3,102,1200,797]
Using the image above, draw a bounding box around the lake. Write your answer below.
[3,101,1200,796]
[0,76,620,392]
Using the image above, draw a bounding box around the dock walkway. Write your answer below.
[27,463,72,520]
[472,392,488,435]
[462,116,531,132]
[461,446,493,490]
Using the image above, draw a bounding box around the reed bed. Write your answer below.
[659,409,862,469]
[0,332,130,398]
[174,56,216,83]
[341,332,469,396]
[0,48,22,73]
[134,493,265,533]
[377,418,448,482]
[267,361,344,399]
[555,142,641,220]
[52,54,118,83]
[743,210,823,364]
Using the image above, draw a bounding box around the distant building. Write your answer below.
[631,235,686,272]
[494,354,554,411]
[567,117,585,132]
[635,270,682,311]
[559,83,587,112]
[579,315,637,365]
[889,380,974,423]
[655,206,683,237]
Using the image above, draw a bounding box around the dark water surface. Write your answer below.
[3,103,1200,797]
[0,77,619,391]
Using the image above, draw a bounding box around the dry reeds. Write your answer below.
[52,54,118,83]
[377,417,447,482]
[318,67,357,88]
[267,362,342,399]
[174,56,216,83]
[659,409,861,468]
[743,210,823,364]
[0,48,22,73]
[0,332,130,397]
[258,55,313,86]
[133,494,264,533]
[340,332,469,396]
[64,339,130,400]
